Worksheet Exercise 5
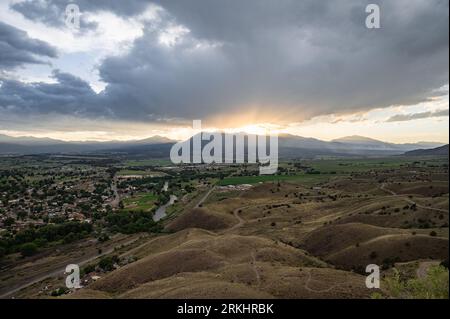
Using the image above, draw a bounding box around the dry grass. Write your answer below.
[60,167,449,299]
[165,208,236,232]
[328,234,448,270]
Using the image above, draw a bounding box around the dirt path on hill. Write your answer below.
[229,207,247,231]
[303,268,346,293]
[227,199,295,232]
[250,252,261,287]
[380,183,448,213]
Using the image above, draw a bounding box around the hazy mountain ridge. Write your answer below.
[404,144,449,156]
[0,132,446,156]
[330,135,443,151]
[0,134,65,146]
[0,134,174,146]
[0,134,176,155]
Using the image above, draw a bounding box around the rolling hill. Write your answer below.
[404,144,449,156]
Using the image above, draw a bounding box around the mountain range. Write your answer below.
[0,133,446,157]
[404,144,449,156]
[0,134,174,155]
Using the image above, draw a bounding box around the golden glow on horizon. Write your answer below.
[1,116,448,145]
[224,123,285,136]
[1,94,448,144]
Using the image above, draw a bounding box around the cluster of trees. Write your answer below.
[98,255,120,271]
[156,192,170,206]
[119,176,166,190]
[0,175,28,201]
[105,211,162,234]
[0,221,93,258]
[118,176,173,205]
[80,255,120,276]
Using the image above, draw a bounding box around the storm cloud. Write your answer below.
[0,21,57,69]
[386,109,449,122]
[0,70,98,115]
[1,0,449,124]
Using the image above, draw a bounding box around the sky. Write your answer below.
[0,0,448,143]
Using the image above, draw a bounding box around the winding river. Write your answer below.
[153,194,177,222]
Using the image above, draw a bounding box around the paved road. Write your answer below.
[110,178,120,208]
[195,186,216,208]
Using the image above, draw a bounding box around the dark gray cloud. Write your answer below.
[0,70,98,115]
[96,0,449,122]
[2,0,449,124]
[386,109,449,122]
[0,21,57,69]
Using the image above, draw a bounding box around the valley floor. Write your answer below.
[1,159,449,299]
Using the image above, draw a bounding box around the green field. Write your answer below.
[218,173,332,186]
[122,193,157,211]
[218,157,448,186]
[302,157,448,173]
[123,159,172,167]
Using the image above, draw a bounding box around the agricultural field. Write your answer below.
[218,173,332,186]
[123,159,173,167]
[116,169,167,177]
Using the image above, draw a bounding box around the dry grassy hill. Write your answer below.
[77,231,327,296]
[301,222,448,271]
[301,223,407,256]
[62,166,448,299]
[165,208,236,232]
[327,234,448,271]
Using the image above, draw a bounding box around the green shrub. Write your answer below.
[105,211,161,234]
[98,255,119,271]
[51,286,69,297]
[83,264,96,274]
[20,243,38,257]
[385,266,449,299]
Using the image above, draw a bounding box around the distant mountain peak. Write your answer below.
[0,134,65,145]
[135,135,175,144]
[332,135,381,143]
[404,144,449,156]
